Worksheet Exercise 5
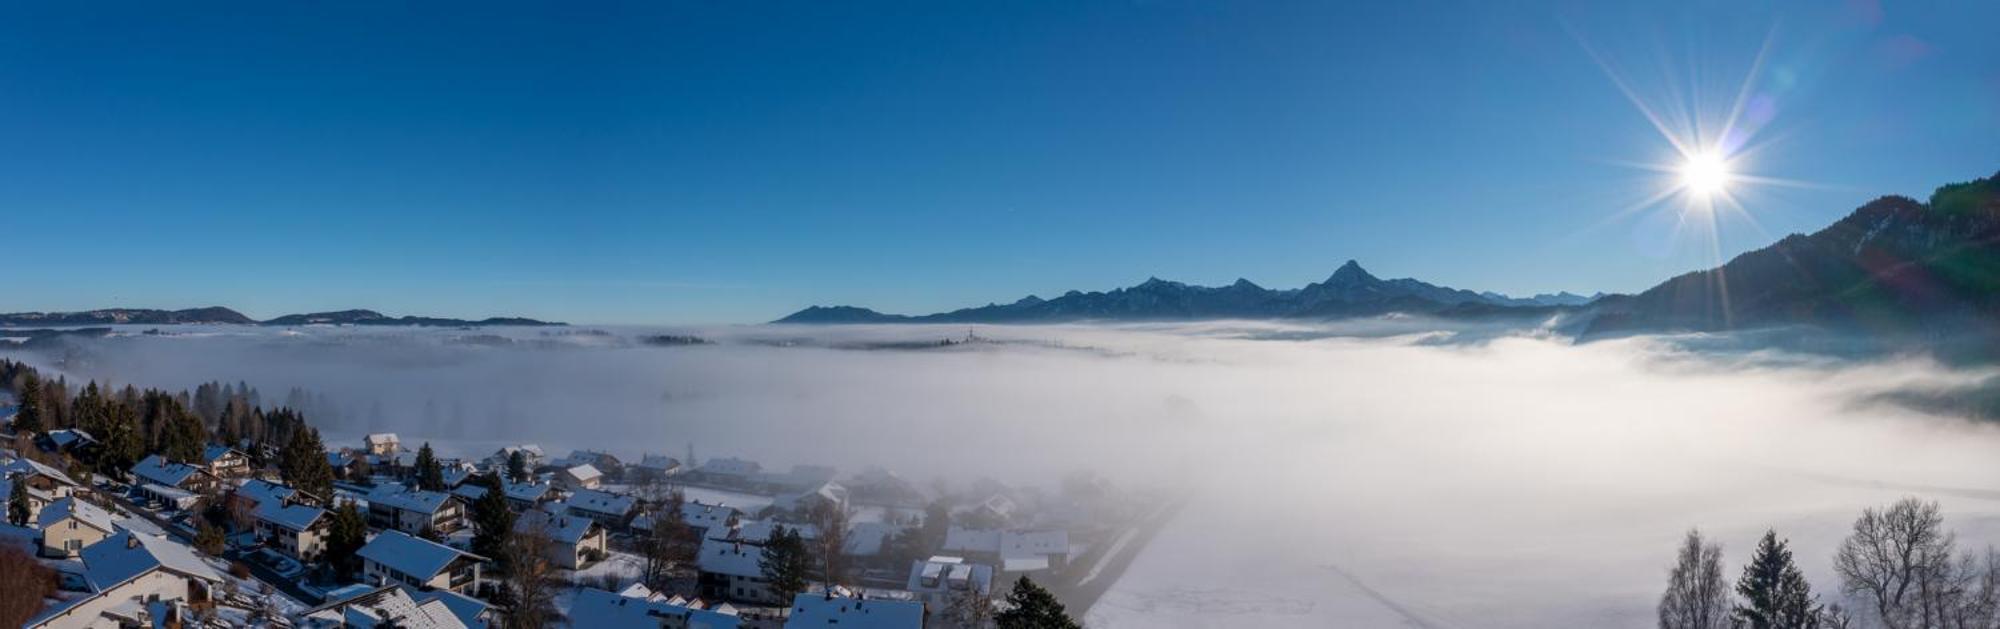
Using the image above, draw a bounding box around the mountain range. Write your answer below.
[781,168,2000,335]
[0,307,562,328]
[1583,170,2000,338]
[777,260,1601,324]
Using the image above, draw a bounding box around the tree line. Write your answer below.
[1661,497,2000,629]
[3,359,329,487]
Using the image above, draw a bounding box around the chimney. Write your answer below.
[127,535,142,549]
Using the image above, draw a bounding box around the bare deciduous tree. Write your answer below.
[1660,529,1731,629]
[807,499,854,587]
[1833,497,1961,629]
[503,526,564,629]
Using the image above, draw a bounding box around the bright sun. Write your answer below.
[1680,152,1731,196]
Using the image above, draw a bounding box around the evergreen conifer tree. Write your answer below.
[996,575,1081,629]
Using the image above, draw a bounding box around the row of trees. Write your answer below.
[1662,497,2000,629]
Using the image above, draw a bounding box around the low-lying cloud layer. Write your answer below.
[8,320,2000,626]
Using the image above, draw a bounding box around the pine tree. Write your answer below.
[759,526,810,603]
[996,575,1080,629]
[162,407,206,464]
[6,477,29,527]
[12,374,43,436]
[279,427,335,500]
[324,501,368,578]
[415,442,445,491]
[507,450,530,484]
[470,473,515,561]
[194,520,227,556]
[1734,531,1820,629]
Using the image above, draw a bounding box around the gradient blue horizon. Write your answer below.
[2,1,1995,324]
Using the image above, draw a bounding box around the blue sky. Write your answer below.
[1,1,1994,324]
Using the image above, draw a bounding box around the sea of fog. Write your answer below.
[7,320,2000,627]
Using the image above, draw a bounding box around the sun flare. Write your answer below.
[1680,152,1731,197]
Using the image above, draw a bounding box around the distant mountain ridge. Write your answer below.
[1586,169,2000,337]
[0,307,562,328]
[777,260,1599,324]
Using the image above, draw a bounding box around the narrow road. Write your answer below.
[104,488,323,605]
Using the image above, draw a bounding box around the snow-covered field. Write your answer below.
[12,321,2000,627]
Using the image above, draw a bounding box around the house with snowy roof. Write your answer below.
[940,527,1070,573]
[515,508,608,570]
[300,583,491,629]
[26,531,225,629]
[696,537,784,605]
[486,444,545,469]
[563,487,638,530]
[3,455,83,521]
[772,481,848,516]
[255,496,329,560]
[37,496,120,558]
[358,530,485,594]
[688,456,761,485]
[558,463,603,491]
[198,445,253,480]
[36,428,97,457]
[904,555,995,607]
[784,593,924,629]
[129,454,219,507]
[569,586,741,629]
[632,454,682,481]
[364,433,402,457]
[365,483,466,535]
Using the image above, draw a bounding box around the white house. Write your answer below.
[515,509,608,570]
[784,593,924,629]
[358,530,485,594]
[37,497,120,558]
[632,454,682,481]
[27,531,225,629]
[364,433,402,457]
[558,463,603,491]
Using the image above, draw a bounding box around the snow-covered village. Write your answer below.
[0,359,1160,628]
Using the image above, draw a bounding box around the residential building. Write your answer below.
[773,482,848,515]
[3,456,82,521]
[515,509,608,570]
[364,433,402,457]
[487,444,545,470]
[37,497,119,558]
[558,463,603,491]
[26,531,225,629]
[904,556,995,608]
[198,445,253,480]
[688,457,761,486]
[940,527,1071,573]
[784,593,924,629]
[568,586,741,629]
[631,454,682,481]
[300,583,491,629]
[358,530,485,594]
[696,537,783,605]
[130,454,220,505]
[563,487,637,530]
[255,498,329,561]
[366,484,466,535]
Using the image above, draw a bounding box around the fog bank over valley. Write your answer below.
[7,320,2000,626]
